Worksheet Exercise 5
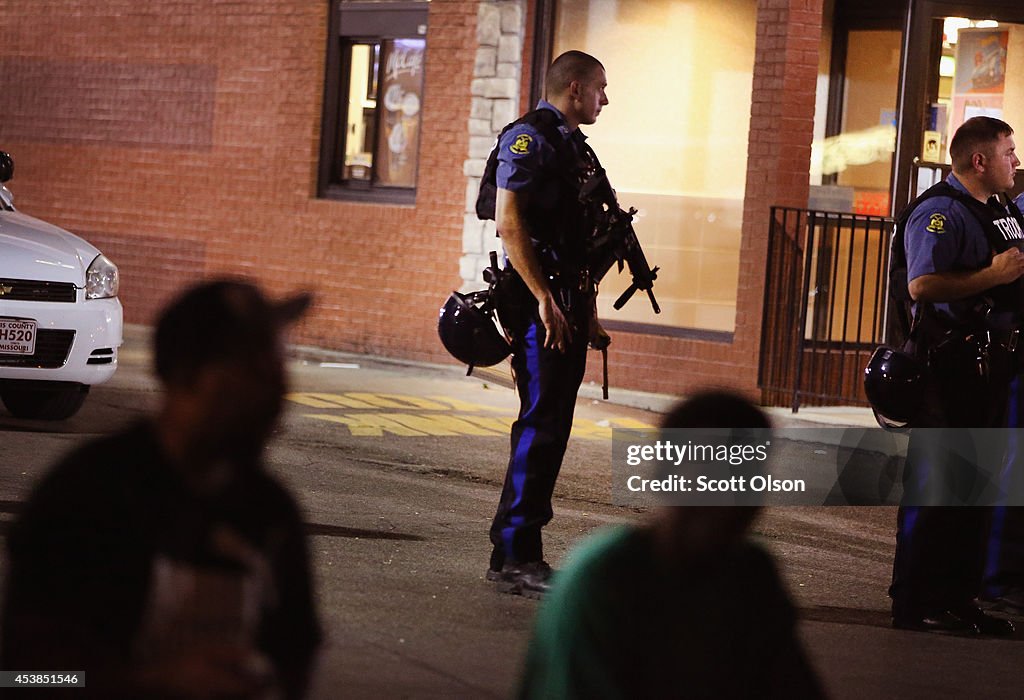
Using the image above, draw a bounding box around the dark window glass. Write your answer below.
[319,2,428,202]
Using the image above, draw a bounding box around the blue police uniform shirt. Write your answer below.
[495,100,584,207]
[905,173,993,321]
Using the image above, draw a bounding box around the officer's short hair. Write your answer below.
[545,50,604,98]
[950,116,1014,173]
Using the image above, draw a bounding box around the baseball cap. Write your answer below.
[154,278,313,384]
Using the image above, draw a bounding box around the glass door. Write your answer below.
[827,29,903,216]
[893,0,1024,211]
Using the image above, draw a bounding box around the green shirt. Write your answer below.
[518,525,824,699]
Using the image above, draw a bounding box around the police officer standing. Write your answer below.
[980,191,1024,613]
[892,116,1024,634]
[486,51,611,597]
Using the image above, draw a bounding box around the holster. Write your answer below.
[914,304,1020,390]
[494,266,594,341]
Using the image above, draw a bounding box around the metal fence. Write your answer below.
[759,206,895,411]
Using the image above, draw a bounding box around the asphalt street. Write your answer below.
[2,326,1024,698]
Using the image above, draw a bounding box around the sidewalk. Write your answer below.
[126,321,879,429]
[287,330,879,429]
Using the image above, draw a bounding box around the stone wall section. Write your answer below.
[460,1,526,291]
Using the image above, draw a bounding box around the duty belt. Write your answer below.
[989,328,1021,353]
[543,268,594,316]
[926,327,1020,386]
[544,267,593,293]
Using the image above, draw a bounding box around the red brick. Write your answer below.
[0,0,828,397]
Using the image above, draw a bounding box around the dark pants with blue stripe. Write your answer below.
[890,372,1008,619]
[984,375,1024,597]
[489,295,589,569]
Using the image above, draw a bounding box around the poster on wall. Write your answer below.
[951,28,1008,133]
[374,38,425,188]
[950,95,1004,131]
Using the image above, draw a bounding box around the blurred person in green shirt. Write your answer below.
[518,391,825,700]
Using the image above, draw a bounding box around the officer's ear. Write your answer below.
[567,79,583,101]
[972,151,986,173]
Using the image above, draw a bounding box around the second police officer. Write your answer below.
[485,50,611,597]
[981,191,1024,612]
[891,116,1024,634]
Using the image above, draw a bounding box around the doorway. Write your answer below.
[762,0,1024,409]
[893,0,1024,211]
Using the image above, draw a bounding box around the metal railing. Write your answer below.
[759,206,894,411]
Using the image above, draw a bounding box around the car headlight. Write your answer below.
[86,254,119,299]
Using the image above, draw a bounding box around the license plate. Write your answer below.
[0,318,37,355]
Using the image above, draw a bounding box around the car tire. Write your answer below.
[0,384,90,420]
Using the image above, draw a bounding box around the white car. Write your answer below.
[0,151,123,419]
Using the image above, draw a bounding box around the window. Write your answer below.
[319,1,428,203]
[544,0,757,334]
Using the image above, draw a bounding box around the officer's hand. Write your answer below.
[539,293,571,353]
[990,248,1024,284]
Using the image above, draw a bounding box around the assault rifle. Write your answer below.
[579,167,661,314]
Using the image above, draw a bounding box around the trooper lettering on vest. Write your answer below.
[906,178,1024,333]
[993,215,1024,242]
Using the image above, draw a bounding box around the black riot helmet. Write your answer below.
[438,290,511,374]
[863,346,926,430]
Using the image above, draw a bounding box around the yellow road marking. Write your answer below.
[458,415,516,433]
[288,392,507,413]
[345,393,451,410]
[302,412,652,439]
[425,396,508,413]
[290,393,652,438]
[287,393,379,409]
[572,417,653,437]
[388,413,506,436]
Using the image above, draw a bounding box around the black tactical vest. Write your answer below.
[481,109,598,272]
[940,184,1024,317]
[526,122,598,272]
[887,181,1024,351]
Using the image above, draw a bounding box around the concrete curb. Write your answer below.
[124,324,875,428]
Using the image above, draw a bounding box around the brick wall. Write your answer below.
[734,0,824,398]
[0,0,825,396]
[0,0,476,364]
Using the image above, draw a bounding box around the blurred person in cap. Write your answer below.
[517,390,825,699]
[1,279,321,699]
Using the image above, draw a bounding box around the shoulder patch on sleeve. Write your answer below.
[509,133,534,155]
[925,212,947,234]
